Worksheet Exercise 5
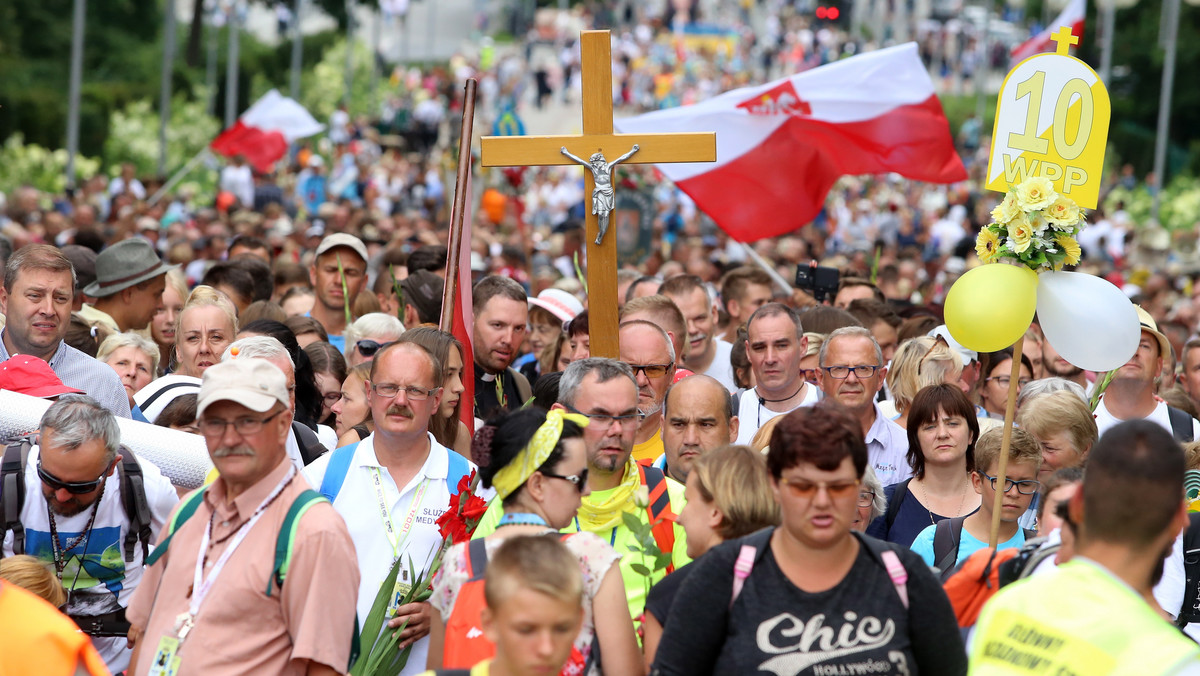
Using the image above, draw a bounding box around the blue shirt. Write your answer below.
[0,333,131,418]
[910,519,1026,570]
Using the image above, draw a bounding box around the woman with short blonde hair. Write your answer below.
[886,335,963,427]
[97,332,161,409]
[173,285,238,378]
[1018,390,1098,480]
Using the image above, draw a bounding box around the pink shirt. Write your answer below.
[127,457,360,675]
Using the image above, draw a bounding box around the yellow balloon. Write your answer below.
[944,264,1038,353]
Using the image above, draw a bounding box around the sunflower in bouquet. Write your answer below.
[976,176,1085,272]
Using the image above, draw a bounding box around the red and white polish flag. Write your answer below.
[210,89,325,172]
[1011,0,1086,65]
[616,43,966,243]
[449,171,475,437]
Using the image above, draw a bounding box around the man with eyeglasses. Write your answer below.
[734,303,820,445]
[303,341,478,675]
[909,427,1042,577]
[127,358,359,675]
[619,320,678,464]
[817,326,910,487]
[3,395,177,673]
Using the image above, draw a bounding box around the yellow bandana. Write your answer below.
[574,458,642,533]
[491,409,589,500]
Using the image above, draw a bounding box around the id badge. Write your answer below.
[147,636,183,676]
[388,568,412,615]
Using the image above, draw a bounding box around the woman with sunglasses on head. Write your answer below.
[427,408,642,676]
[343,312,404,368]
[397,327,472,461]
[882,335,963,428]
[652,402,966,676]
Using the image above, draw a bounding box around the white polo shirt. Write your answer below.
[303,432,474,676]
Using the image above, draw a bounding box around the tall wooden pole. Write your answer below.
[988,337,1026,548]
[579,32,619,358]
[440,79,478,332]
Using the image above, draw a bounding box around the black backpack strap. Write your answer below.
[932,515,967,581]
[1169,406,1195,443]
[1178,512,1200,626]
[1,438,35,557]
[466,538,490,582]
[292,421,329,466]
[884,479,912,531]
[115,446,154,562]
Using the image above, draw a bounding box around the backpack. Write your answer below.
[1177,512,1200,627]
[442,535,591,673]
[1169,406,1196,443]
[637,464,678,573]
[317,442,472,503]
[292,421,329,466]
[881,479,912,533]
[729,527,910,609]
[932,516,1036,582]
[1,436,154,563]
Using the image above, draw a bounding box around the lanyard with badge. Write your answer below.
[373,468,431,615]
[147,467,295,676]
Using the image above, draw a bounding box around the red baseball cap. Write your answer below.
[0,356,85,399]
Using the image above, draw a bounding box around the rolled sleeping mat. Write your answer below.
[0,389,213,489]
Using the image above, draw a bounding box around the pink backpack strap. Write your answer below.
[880,550,909,609]
[730,545,757,609]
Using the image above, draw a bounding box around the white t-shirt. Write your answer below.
[733,383,821,445]
[704,338,738,393]
[1094,397,1200,440]
[303,432,477,676]
[2,446,178,673]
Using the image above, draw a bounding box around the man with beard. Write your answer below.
[619,320,677,464]
[972,420,1200,674]
[471,276,531,420]
[658,375,738,484]
[662,275,736,393]
[734,303,820,445]
[307,233,369,353]
[303,342,477,675]
[2,396,177,673]
[1093,307,1200,441]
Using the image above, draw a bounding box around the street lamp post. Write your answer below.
[65,0,87,190]
[225,0,243,128]
[158,0,178,177]
[1151,0,1189,219]
[291,0,305,101]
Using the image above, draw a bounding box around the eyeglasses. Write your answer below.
[198,409,284,438]
[565,404,644,430]
[986,376,1031,388]
[979,471,1041,495]
[626,363,673,378]
[857,490,876,508]
[37,461,111,494]
[821,365,880,379]
[800,368,820,384]
[777,477,861,500]
[371,382,441,401]
[356,339,394,358]
[541,468,589,492]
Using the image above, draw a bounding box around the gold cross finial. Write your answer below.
[1051,26,1079,55]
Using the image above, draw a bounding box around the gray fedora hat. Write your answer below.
[82,238,177,297]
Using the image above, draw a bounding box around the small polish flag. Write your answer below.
[1011,0,1086,65]
[616,43,966,244]
[450,172,475,437]
[210,90,325,172]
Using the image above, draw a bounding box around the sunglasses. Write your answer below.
[541,468,590,492]
[778,477,861,500]
[37,461,111,494]
[356,339,395,358]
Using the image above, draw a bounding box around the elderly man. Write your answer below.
[304,342,475,675]
[0,396,177,673]
[78,238,173,333]
[734,303,820,445]
[127,358,359,675]
[818,326,910,486]
[661,275,736,392]
[619,320,677,464]
[1095,307,1200,441]
[472,276,531,419]
[308,233,369,352]
[657,375,738,483]
[0,244,130,417]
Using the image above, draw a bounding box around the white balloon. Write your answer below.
[1037,271,1140,372]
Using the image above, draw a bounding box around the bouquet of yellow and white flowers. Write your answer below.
[975,176,1085,272]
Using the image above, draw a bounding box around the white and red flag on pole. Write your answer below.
[210,89,325,172]
[616,43,966,243]
[1010,0,1086,65]
[449,173,475,437]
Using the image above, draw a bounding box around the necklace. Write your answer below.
[498,512,548,528]
[915,476,969,526]
[757,382,806,428]
[47,481,105,578]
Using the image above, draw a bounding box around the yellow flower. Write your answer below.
[990,192,1021,225]
[1014,176,1058,212]
[1056,234,1081,266]
[976,228,1001,263]
[1009,215,1035,254]
[1044,195,1081,227]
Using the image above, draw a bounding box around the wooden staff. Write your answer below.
[988,336,1026,548]
[440,78,478,332]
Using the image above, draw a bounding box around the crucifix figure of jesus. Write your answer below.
[481,30,715,358]
[560,144,640,245]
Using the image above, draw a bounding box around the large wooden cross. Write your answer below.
[481,30,716,358]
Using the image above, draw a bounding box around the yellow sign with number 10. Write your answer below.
[985,27,1110,209]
